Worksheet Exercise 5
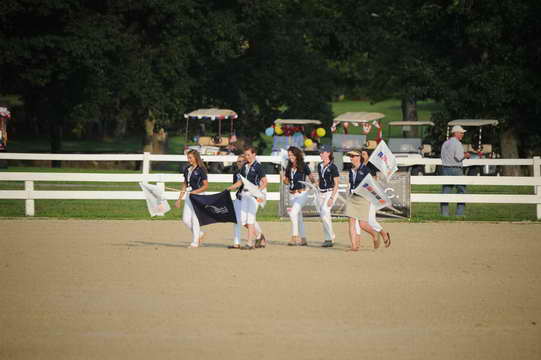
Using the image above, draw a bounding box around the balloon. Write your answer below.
[316,128,326,137]
[265,127,274,136]
[304,138,313,148]
[275,126,284,135]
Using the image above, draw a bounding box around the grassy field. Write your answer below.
[0,166,537,221]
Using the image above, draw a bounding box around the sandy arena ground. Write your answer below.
[1,219,540,360]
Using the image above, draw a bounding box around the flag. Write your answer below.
[352,174,395,211]
[189,190,237,226]
[368,140,398,181]
[139,182,171,217]
[299,181,321,213]
[239,175,267,208]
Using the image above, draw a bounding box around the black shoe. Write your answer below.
[321,240,334,248]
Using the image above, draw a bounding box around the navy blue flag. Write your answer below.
[189,190,237,226]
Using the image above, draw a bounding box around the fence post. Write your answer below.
[25,180,35,216]
[534,156,541,220]
[142,152,150,174]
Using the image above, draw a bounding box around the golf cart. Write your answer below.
[270,119,323,171]
[183,108,238,173]
[331,112,384,170]
[447,119,500,176]
[388,121,436,176]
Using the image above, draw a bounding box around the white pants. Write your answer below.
[318,191,336,241]
[233,198,262,245]
[355,203,382,235]
[182,195,202,246]
[289,190,310,237]
[240,193,259,225]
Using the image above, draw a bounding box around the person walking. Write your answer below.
[360,150,391,248]
[283,146,317,246]
[227,146,267,250]
[317,145,340,248]
[344,150,379,251]
[230,154,265,249]
[175,149,208,248]
[440,125,471,216]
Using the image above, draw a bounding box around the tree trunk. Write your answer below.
[500,127,521,176]
[401,96,418,122]
[113,101,129,138]
[142,109,155,153]
[401,96,418,137]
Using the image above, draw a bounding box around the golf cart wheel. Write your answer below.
[411,166,424,176]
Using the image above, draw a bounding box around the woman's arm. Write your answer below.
[190,180,208,195]
[227,180,243,191]
[259,176,268,190]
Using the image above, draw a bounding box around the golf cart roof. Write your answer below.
[274,119,322,125]
[333,112,385,123]
[184,108,238,120]
[389,121,434,126]
[448,119,499,127]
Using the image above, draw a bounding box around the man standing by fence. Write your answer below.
[440,125,470,216]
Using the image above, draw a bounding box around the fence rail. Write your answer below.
[1,153,540,219]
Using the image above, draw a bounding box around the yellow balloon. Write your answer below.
[304,138,313,148]
[275,126,283,135]
[316,127,326,137]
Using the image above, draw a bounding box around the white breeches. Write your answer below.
[233,198,262,245]
[182,195,202,245]
[318,191,336,241]
[288,190,310,237]
[240,193,259,225]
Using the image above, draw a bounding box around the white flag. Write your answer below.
[368,140,398,181]
[139,182,171,217]
[279,148,289,169]
[352,174,394,211]
[239,175,267,208]
[299,181,321,213]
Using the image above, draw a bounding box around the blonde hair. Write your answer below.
[187,149,207,172]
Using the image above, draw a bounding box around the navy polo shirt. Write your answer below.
[349,164,371,192]
[183,165,207,190]
[241,161,266,186]
[233,171,244,200]
[317,162,339,190]
[285,163,311,191]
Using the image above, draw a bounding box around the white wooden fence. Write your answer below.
[0,153,540,219]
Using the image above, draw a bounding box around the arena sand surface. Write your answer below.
[1,219,540,360]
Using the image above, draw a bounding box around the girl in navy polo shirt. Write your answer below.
[175,149,208,248]
[284,146,316,246]
[227,146,267,249]
[344,149,378,251]
[317,145,340,247]
[230,154,265,249]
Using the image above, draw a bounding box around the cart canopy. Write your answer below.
[184,108,238,120]
[448,119,499,127]
[334,112,385,123]
[274,119,322,125]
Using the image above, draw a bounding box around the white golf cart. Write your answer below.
[387,121,436,175]
[183,108,238,173]
[270,119,322,170]
[447,119,500,176]
[331,112,384,170]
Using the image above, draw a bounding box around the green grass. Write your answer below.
[0,166,538,221]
